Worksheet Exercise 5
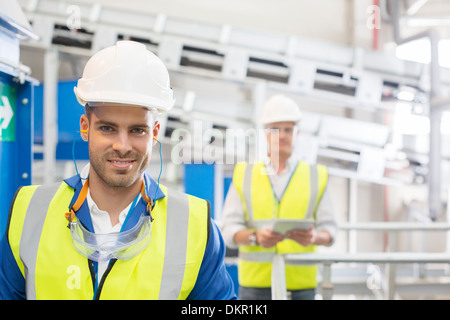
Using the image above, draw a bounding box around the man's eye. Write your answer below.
[131,128,147,135]
[100,126,114,132]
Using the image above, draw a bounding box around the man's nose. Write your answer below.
[112,131,132,154]
[278,129,289,139]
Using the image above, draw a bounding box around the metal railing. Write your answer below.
[271,222,450,300]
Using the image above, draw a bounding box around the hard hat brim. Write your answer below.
[259,116,302,126]
[74,87,175,113]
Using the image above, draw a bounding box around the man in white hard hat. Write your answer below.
[0,41,236,300]
[221,94,337,300]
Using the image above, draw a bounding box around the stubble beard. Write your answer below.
[89,147,151,189]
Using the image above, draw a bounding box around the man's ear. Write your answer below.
[80,115,89,141]
[152,121,161,146]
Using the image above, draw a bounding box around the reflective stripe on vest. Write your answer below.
[242,163,255,223]
[8,182,208,300]
[232,161,328,290]
[20,183,61,300]
[159,188,189,299]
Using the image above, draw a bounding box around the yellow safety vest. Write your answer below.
[232,161,328,290]
[7,182,209,300]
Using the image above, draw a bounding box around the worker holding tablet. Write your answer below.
[221,94,338,300]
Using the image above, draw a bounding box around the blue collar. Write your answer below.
[64,172,165,233]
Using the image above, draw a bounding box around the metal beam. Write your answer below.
[389,0,445,220]
[43,48,58,184]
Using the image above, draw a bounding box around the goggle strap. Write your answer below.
[140,181,154,221]
[65,178,154,222]
[65,178,90,221]
[65,209,76,223]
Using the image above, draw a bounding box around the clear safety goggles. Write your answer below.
[69,213,152,263]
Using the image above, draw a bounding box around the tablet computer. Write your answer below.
[272,219,314,235]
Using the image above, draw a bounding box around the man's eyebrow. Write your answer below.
[94,119,151,129]
[130,123,151,128]
[94,119,117,127]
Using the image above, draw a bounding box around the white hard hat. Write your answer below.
[74,40,175,112]
[259,94,302,125]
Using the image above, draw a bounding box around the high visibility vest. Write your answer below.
[7,182,209,300]
[232,161,328,290]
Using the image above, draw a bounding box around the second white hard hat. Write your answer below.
[74,40,175,112]
[259,94,302,125]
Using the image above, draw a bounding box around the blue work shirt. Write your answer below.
[0,172,236,300]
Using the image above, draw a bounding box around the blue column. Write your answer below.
[0,71,34,237]
[183,163,216,218]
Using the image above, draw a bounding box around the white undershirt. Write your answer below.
[80,164,138,281]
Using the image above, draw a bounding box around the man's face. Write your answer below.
[265,121,298,158]
[80,104,159,189]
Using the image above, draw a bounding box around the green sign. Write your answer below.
[0,83,16,142]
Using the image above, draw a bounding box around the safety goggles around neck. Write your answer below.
[65,178,154,263]
[69,213,152,263]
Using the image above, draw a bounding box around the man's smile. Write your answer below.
[108,159,136,170]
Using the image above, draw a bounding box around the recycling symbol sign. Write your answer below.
[0,83,15,142]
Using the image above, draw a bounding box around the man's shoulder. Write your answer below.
[158,186,210,216]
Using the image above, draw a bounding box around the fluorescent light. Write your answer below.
[395,38,431,64]
[393,104,450,135]
[395,38,450,69]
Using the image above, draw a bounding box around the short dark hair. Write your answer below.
[85,104,94,120]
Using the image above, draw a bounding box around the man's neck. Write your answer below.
[88,174,143,226]
[269,153,290,175]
